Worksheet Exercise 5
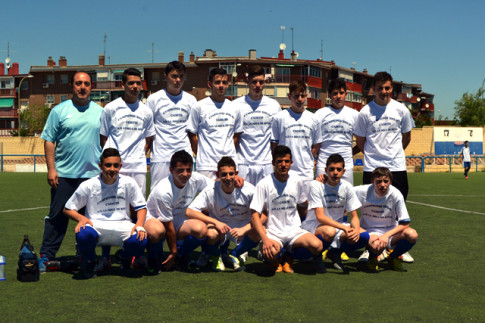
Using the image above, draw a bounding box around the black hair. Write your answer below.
[170,150,193,169]
[328,78,347,93]
[326,153,345,168]
[272,145,292,161]
[165,61,186,75]
[122,68,141,83]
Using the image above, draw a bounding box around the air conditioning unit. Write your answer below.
[43,83,49,88]
[151,80,158,85]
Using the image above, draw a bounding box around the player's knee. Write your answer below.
[319,226,336,240]
[76,226,98,244]
[206,228,220,241]
[404,227,418,243]
[309,238,323,254]
[146,220,165,242]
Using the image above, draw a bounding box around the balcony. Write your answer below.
[0,89,16,97]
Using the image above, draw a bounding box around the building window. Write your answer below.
[60,75,68,84]
[21,81,29,90]
[46,75,55,84]
[302,66,321,78]
[46,95,55,104]
[113,73,123,81]
[60,95,69,102]
[338,70,353,82]
[0,81,7,89]
[275,68,290,83]
[219,62,237,75]
[97,71,108,82]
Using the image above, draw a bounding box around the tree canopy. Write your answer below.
[454,88,485,126]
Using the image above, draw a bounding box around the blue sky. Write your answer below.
[4,0,485,119]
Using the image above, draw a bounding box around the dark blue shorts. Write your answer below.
[464,162,471,168]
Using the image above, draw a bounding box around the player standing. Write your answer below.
[460,141,472,179]
[233,65,281,185]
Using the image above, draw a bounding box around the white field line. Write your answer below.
[408,194,484,197]
[407,200,485,215]
[0,206,49,214]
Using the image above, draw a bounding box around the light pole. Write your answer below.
[17,74,34,136]
[481,78,485,100]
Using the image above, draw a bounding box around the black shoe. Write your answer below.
[328,249,349,274]
[77,260,97,279]
[147,257,161,275]
[176,256,197,272]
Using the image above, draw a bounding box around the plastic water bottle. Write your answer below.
[0,253,5,281]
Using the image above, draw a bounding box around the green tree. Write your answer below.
[11,104,50,136]
[454,88,485,126]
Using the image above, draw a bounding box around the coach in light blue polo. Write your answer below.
[39,71,103,272]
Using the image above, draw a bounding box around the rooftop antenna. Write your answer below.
[152,42,154,63]
[103,32,107,57]
[280,26,286,53]
[146,43,159,63]
[320,40,323,60]
[290,27,294,52]
[5,42,11,69]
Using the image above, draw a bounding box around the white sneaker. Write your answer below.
[240,252,248,263]
[229,255,245,271]
[378,249,390,262]
[196,252,210,267]
[401,251,414,263]
[212,256,225,272]
[358,249,369,263]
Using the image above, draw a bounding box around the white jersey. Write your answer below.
[188,181,255,228]
[233,95,281,165]
[146,90,196,163]
[65,174,146,222]
[353,184,410,230]
[314,106,358,169]
[271,109,321,181]
[100,97,155,173]
[146,172,212,223]
[306,179,361,223]
[186,97,243,171]
[354,99,415,172]
[461,146,471,162]
[250,172,306,237]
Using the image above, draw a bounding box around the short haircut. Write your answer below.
[165,61,186,75]
[373,71,393,86]
[272,145,292,161]
[326,153,345,168]
[100,148,121,163]
[248,65,265,80]
[170,150,193,169]
[289,80,306,94]
[209,67,227,83]
[465,141,469,144]
[217,156,236,172]
[329,78,347,93]
[70,71,92,85]
[371,167,393,182]
[122,68,141,83]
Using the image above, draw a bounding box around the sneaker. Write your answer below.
[341,251,349,261]
[39,254,49,273]
[95,257,112,273]
[321,249,328,260]
[147,257,161,275]
[378,249,391,262]
[366,257,379,272]
[466,176,469,179]
[131,255,147,269]
[240,252,248,263]
[389,257,407,272]
[274,262,283,273]
[196,252,210,267]
[401,251,414,263]
[328,250,349,274]
[212,256,225,272]
[313,256,326,273]
[221,252,232,266]
[229,255,245,271]
[358,249,369,263]
[281,258,294,273]
[78,259,96,279]
[176,256,198,272]
[120,256,135,270]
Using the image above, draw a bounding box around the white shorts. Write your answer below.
[120,171,147,196]
[238,164,273,186]
[198,170,218,180]
[315,165,354,185]
[368,227,395,249]
[89,220,135,247]
[267,227,309,252]
[145,213,187,234]
[301,220,349,248]
[150,162,171,192]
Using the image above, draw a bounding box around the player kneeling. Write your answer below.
[304,154,369,274]
[64,148,147,279]
[186,157,259,272]
[354,167,418,272]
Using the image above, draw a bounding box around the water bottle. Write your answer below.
[0,253,5,281]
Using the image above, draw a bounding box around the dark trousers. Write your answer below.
[363,171,409,201]
[40,177,88,258]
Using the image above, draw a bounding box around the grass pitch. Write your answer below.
[0,172,484,322]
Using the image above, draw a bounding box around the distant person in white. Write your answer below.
[233,65,281,185]
[187,67,243,180]
[100,67,155,196]
[354,71,415,201]
[354,167,418,272]
[146,61,197,190]
[314,78,360,185]
[460,140,472,179]
[186,156,258,271]
[271,80,321,198]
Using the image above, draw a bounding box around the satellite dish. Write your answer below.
[205,90,211,96]
[295,52,299,58]
[280,43,286,50]
[5,57,10,64]
[281,26,285,31]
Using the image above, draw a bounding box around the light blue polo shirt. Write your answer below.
[41,100,103,178]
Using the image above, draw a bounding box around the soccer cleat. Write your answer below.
[313,256,326,273]
[281,258,294,273]
[340,251,349,261]
[389,257,407,272]
[120,256,135,270]
[401,251,414,263]
[221,252,232,266]
[196,252,210,267]
[95,257,112,273]
[274,262,283,273]
[321,249,328,260]
[78,259,96,279]
[39,254,49,273]
[229,255,245,271]
[146,257,161,275]
[466,176,469,179]
[328,250,349,274]
[131,255,147,269]
[366,257,379,272]
[358,249,369,263]
[212,256,225,272]
[378,249,391,262]
[176,256,198,272]
[240,252,248,263]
